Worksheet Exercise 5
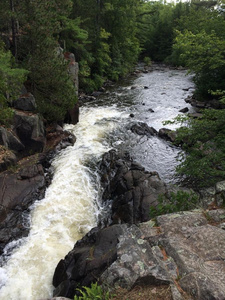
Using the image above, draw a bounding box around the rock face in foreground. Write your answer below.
[53,224,170,299]
[53,209,225,300]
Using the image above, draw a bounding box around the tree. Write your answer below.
[16,0,78,122]
[173,106,225,187]
[0,41,27,125]
[173,30,225,99]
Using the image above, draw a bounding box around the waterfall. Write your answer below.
[0,106,127,300]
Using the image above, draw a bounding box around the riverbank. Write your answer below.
[1,64,219,300]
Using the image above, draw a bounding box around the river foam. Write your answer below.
[0,106,126,300]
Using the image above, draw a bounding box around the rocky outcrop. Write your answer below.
[155,209,225,299]
[53,224,171,298]
[158,128,177,143]
[64,52,79,125]
[12,93,37,112]
[130,122,157,137]
[0,157,46,255]
[53,225,125,298]
[99,150,167,224]
[53,208,225,300]
[13,110,46,156]
[185,96,225,110]
[0,126,76,255]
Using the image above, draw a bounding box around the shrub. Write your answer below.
[149,190,199,218]
[143,56,152,66]
[74,283,111,300]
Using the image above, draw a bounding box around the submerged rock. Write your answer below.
[179,107,189,113]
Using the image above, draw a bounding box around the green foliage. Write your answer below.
[143,56,152,66]
[174,107,225,187]
[17,0,77,122]
[150,190,199,218]
[173,30,225,99]
[0,42,28,125]
[138,2,176,61]
[72,0,141,90]
[74,283,111,300]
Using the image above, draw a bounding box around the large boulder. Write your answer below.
[12,93,37,112]
[158,128,177,143]
[13,110,46,155]
[130,122,157,137]
[63,52,79,124]
[0,147,17,172]
[0,127,25,152]
[156,210,225,300]
[99,150,167,224]
[53,224,170,299]
[0,156,46,254]
[53,225,125,298]
[64,103,79,125]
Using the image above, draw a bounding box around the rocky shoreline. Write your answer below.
[1,65,225,300]
[49,149,225,300]
[0,90,77,256]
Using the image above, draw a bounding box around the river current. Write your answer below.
[0,65,195,299]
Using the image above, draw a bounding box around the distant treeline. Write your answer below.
[0,0,225,123]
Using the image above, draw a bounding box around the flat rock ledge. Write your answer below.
[52,208,225,300]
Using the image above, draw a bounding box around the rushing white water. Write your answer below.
[0,106,127,300]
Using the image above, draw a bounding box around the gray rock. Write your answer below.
[156,210,225,299]
[53,224,171,298]
[179,107,189,113]
[158,128,177,143]
[100,225,170,290]
[64,52,79,96]
[199,186,216,208]
[207,209,225,222]
[216,180,225,193]
[0,161,46,254]
[13,111,46,155]
[131,122,158,137]
[99,150,166,224]
[0,149,17,172]
[12,93,37,111]
[53,206,225,300]
[0,127,24,152]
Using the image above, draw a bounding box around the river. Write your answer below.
[0,65,195,299]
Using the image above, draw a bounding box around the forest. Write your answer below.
[0,0,225,187]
